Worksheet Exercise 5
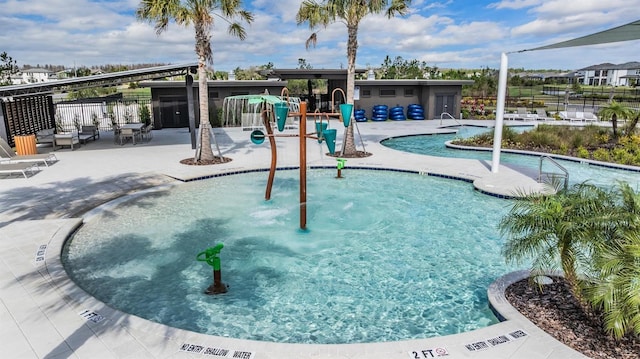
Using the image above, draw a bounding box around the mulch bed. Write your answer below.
[505,277,640,359]
[180,157,232,166]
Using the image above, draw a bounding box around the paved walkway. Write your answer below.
[0,119,587,358]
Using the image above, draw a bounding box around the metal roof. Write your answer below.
[0,63,197,98]
[262,68,367,80]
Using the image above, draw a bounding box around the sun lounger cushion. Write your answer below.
[0,162,40,178]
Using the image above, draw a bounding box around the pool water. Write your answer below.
[382,126,640,188]
[63,169,518,344]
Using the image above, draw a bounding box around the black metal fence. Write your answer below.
[53,97,152,132]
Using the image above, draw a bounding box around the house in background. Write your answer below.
[577,62,640,86]
[11,68,54,85]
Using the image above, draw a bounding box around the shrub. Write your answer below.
[592,148,611,162]
[576,146,590,158]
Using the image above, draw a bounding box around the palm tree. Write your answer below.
[623,108,640,136]
[499,183,614,301]
[583,182,640,339]
[136,0,253,162]
[296,0,411,156]
[598,100,632,139]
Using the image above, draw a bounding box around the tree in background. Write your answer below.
[0,51,19,86]
[297,0,411,157]
[137,0,253,163]
[599,100,632,139]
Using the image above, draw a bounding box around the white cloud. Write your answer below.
[487,0,542,10]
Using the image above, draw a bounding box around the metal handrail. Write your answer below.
[539,155,569,191]
[439,112,463,126]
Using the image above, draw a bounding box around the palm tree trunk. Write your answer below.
[197,54,215,161]
[612,114,618,139]
[341,24,358,156]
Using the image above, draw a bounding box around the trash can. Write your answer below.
[14,135,38,155]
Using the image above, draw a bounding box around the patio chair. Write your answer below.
[0,138,57,167]
[535,109,554,121]
[119,128,137,145]
[0,162,40,178]
[141,124,153,142]
[53,133,80,150]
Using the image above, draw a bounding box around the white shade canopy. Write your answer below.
[519,19,640,52]
[491,19,640,174]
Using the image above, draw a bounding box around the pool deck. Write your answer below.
[0,119,589,358]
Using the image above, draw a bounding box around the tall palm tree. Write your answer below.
[499,183,614,301]
[599,100,632,139]
[296,0,411,156]
[137,0,253,162]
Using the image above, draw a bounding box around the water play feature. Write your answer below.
[221,93,301,129]
[249,89,353,229]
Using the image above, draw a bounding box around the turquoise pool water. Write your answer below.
[63,169,518,344]
[382,126,640,188]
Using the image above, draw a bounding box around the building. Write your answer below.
[577,62,640,86]
[11,68,54,85]
[140,69,473,128]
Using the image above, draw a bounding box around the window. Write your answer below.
[361,89,371,97]
[231,91,249,96]
[380,89,396,97]
[404,89,414,97]
[209,91,219,99]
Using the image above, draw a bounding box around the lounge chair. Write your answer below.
[78,125,100,144]
[535,109,554,121]
[0,162,40,178]
[567,111,582,122]
[0,138,57,167]
[583,112,598,122]
[54,133,80,150]
[517,107,538,120]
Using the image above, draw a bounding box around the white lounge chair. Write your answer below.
[583,112,598,122]
[0,162,40,178]
[563,111,582,122]
[0,138,57,167]
[535,109,554,121]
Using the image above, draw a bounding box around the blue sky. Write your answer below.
[1,0,639,72]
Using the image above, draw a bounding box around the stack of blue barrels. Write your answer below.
[354,108,367,122]
[371,105,388,121]
[389,105,406,121]
[407,104,425,120]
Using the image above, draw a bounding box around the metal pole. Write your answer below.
[264,101,276,200]
[186,75,196,149]
[491,52,509,173]
[300,101,307,230]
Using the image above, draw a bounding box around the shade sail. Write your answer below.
[519,19,640,52]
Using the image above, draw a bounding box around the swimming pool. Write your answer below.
[382,126,640,188]
[63,169,519,344]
